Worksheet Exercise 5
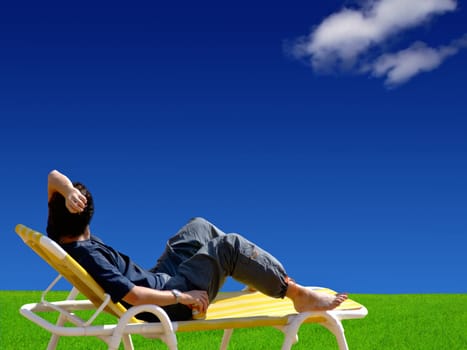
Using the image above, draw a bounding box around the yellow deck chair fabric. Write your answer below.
[15,224,368,350]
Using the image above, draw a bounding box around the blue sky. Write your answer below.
[1,1,466,294]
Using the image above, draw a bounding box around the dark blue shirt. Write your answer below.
[61,236,170,303]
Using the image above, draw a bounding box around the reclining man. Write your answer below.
[47,169,347,321]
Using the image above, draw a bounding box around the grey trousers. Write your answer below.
[148,217,289,320]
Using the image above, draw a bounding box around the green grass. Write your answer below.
[1,291,466,349]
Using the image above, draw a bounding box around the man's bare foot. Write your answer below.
[286,281,348,312]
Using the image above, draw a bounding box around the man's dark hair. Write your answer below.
[47,182,94,243]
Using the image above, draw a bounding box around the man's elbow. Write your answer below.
[123,286,142,305]
[48,169,59,180]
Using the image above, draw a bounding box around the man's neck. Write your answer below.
[59,226,91,244]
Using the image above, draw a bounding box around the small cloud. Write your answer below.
[291,0,461,86]
[368,35,467,87]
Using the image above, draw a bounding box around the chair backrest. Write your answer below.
[15,224,135,321]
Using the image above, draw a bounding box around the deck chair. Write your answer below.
[15,224,368,350]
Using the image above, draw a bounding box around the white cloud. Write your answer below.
[292,0,462,86]
[369,35,467,87]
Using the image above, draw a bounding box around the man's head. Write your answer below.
[47,182,94,243]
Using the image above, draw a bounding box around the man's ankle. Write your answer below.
[285,278,300,299]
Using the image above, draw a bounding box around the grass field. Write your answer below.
[1,291,466,349]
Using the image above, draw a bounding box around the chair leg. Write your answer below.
[122,335,135,350]
[277,314,305,350]
[321,314,348,350]
[280,330,299,350]
[46,328,62,350]
[161,333,178,350]
[220,329,233,350]
[46,312,69,350]
[46,287,81,350]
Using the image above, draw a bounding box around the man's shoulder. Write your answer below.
[90,235,104,244]
[62,237,109,255]
[63,238,118,269]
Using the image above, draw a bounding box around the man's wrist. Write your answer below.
[171,289,182,303]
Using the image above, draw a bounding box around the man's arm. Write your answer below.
[48,169,87,213]
[124,286,209,313]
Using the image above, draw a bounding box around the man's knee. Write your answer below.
[189,217,209,225]
[188,217,226,236]
[187,217,211,231]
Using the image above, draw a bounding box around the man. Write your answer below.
[47,170,347,321]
